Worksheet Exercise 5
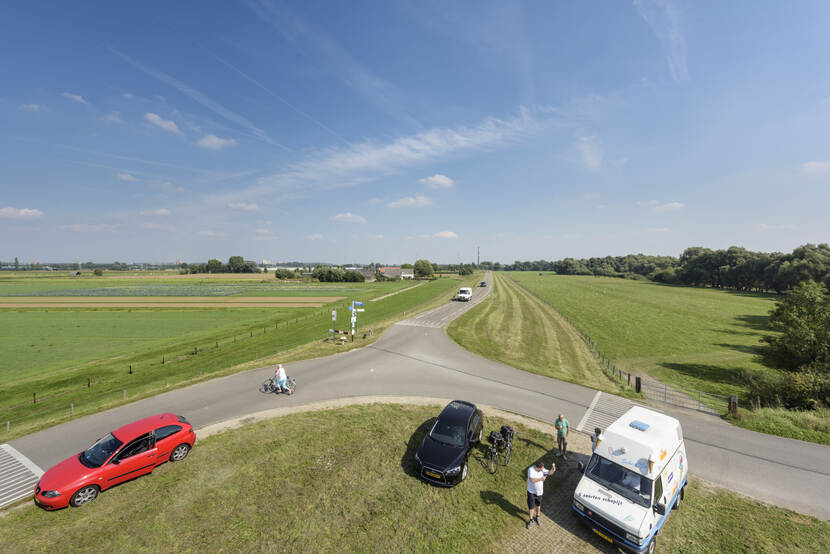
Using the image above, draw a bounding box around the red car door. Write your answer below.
[102,433,158,488]
[152,424,184,462]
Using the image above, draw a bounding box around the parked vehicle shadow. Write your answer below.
[480,490,526,522]
[400,417,435,478]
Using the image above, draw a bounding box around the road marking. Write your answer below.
[577,391,602,432]
[0,444,44,508]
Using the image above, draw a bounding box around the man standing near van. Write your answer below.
[555,413,569,460]
[526,460,555,529]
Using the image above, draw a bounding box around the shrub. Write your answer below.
[93,268,103,276]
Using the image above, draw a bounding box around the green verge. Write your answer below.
[447,273,624,395]
[504,273,830,444]
[0,276,479,440]
[2,405,826,553]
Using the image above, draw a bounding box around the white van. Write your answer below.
[572,406,687,554]
[457,287,472,301]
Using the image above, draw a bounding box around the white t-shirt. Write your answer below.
[276,367,287,380]
[527,466,549,495]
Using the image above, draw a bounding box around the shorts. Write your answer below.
[527,491,542,509]
[276,378,287,388]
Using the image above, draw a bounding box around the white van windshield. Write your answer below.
[584,454,653,508]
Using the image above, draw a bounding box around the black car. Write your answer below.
[414,400,483,486]
[480,281,487,287]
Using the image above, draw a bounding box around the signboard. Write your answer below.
[354,308,365,312]
[353,301,364,307]
[332,310,337,321]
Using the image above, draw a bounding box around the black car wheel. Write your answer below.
[170,443,191,462]
[69,485,99,507]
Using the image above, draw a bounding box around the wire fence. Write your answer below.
[509,278,732,416]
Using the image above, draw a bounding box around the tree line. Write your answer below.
[485,243,830,294]
[182,256,260,274]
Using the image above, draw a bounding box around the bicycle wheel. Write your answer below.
[260,379,273,393]
[504,443,512,466]
[486,449,498,474]
[285,378,296,395]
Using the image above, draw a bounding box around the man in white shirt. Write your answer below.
[526,460,555,528]
[274,364,288,392]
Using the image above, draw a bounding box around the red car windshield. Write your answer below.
[80,433,124,468]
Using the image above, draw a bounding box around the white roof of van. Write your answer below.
[596,406,683,478]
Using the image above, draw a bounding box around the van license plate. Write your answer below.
[593,529,613,543]
[425,471,441,479]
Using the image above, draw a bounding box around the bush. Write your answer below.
[274,268,295,280]
[742,366,830,410]
[93,269,103,276]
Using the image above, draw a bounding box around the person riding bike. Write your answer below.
[273,364,288,393]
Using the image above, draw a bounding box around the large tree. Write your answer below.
[763,281,830,371]
[414,259,434,278]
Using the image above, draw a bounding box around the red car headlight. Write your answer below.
[41,490,61,498]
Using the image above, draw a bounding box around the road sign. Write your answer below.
[351,315,357,323]
[354,308,365,312]
[353,301,364,306]
[332,310,337,321]
[348,305,353,311]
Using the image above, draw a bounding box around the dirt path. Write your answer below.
[369,282,424,302]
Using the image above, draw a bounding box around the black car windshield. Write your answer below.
[584,454,653,508]
[429,420,466,447]
[80,433,123,468]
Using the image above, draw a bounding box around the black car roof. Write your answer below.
[439,400,476,425]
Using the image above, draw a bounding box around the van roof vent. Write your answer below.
[629,420,650,432]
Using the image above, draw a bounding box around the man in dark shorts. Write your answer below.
[526,460,555,528]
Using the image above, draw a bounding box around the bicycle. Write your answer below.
[484,426,516,474]
[259,376,296,395]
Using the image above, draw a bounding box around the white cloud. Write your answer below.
[434,231,458,239]
[227,202,261,212]
[583,192,600,200]
[62,223,119,233]
[757,223,797,231]
[636,199,659,206]
[368,233,384,239]
[802,160,830,174]
[577,136,604,171]
[140,222,176,231]
[634,0,689,84]
[103,111,122,124]
[197,134,238,150]
[420,174,454,189]
[144,113,182,134]
[199,230,226,237]
[118,173,138,182]
[307,233,324,240]
[653,201,684,212]
[61,92,88,105]
[387,195,432,208]
[139,208,171,216]
[0,207,43,220]
[331,212,367,223]
[19,103,41,112]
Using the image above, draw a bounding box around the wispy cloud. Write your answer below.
[253,228,279,240]
[19,103,42,112]
[801,160,830,174]
[111,47,284,149]
[331,212,367,223]
[145,113,182,134]
[102,111,122,124]
[368,234,384,239]
[227,202,261,212]
[434,231,458,239]
[420,174,454,189]
[140,222,176,231]
[307,233,324,240]
[139,208,171,216]
[199,230,226,237]
[653,201,684,212]
[636,199,658,206]
[61,92,88,105]
[197,134,238,150]
[577,135,604,171]
[387,195,432,208]
[153,182,185,193]
[0,207,43,220]
[634,0,689,84]
[118,173,138,182]
[61,223,120,232]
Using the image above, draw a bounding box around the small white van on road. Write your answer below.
[572,406,687,554]
[457,287,472,301]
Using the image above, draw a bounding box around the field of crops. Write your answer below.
[506,272,779,399]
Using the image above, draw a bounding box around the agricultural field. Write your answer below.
[0,273,474,438]
[3,404,826,553]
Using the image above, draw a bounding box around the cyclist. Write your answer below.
[274,364,288,393]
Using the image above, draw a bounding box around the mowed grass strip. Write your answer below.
[0,277,469,439]
[0,296,344,303]
[2,404,826,553]
[447,274,614,392]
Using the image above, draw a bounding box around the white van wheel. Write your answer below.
[674,486,685,510]
[647,536,657,554]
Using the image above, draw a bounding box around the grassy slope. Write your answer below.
[447,273,618,393]
[0,277,469,439]
[2,405,826,553]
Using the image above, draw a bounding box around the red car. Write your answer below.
[33,413,196,509]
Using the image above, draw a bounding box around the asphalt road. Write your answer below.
[7,273,830,519]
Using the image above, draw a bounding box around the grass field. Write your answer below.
[2,404,826,552]
[0,274,478,439]
[447,273,619,394]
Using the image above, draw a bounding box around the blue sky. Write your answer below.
[2,0,830,265]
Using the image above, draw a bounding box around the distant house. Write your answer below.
[401,269,414,279]
[378,266,414,279]
[358,269,377,282]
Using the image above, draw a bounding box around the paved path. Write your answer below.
[4,273,830,520]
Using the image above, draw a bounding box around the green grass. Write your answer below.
[447,273,618,393]
[506,273,778,399]
[728,406,830,445]
[0,277,470,439]
[2,405,826,552]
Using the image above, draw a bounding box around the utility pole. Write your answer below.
[477,246,480,267]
